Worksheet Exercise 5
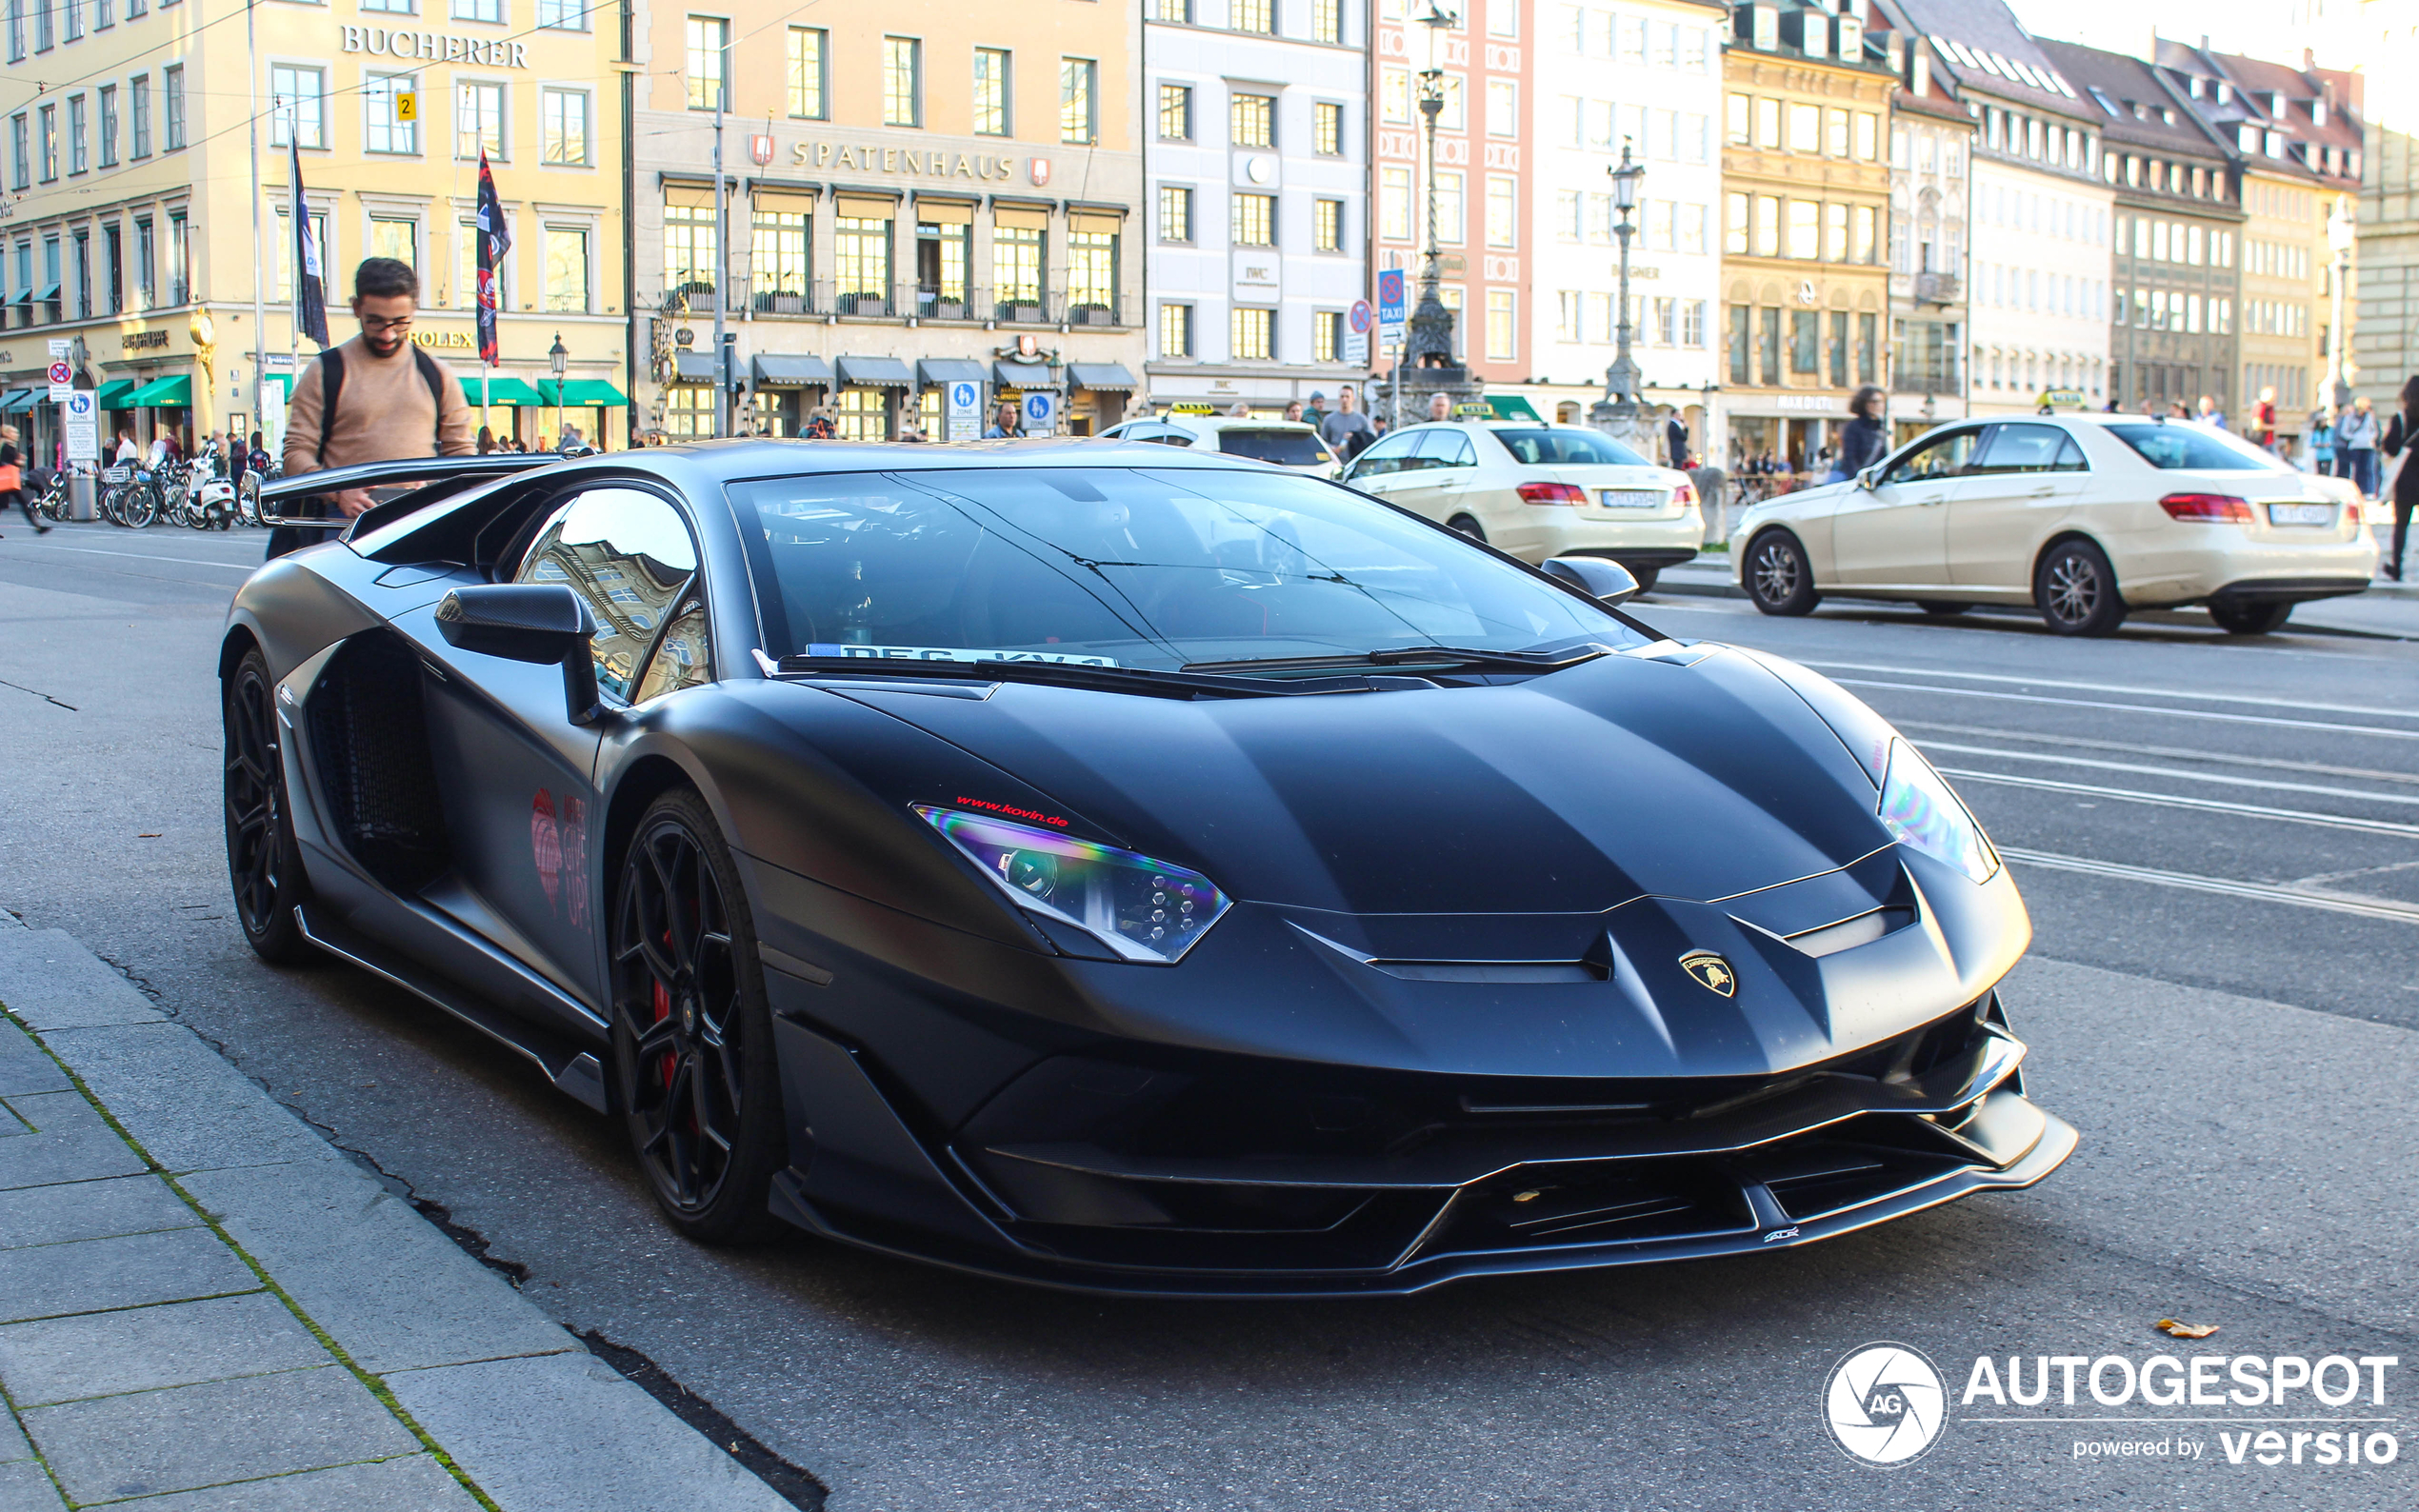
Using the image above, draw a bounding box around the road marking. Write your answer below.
[1920,741,2419,807]
[1804,659,2419,722]
[1895,719,2419,788]
[1832,677,2419,743]
[8,543,259,572]
[1942,766,2419,839]
[2000,847,2419,925]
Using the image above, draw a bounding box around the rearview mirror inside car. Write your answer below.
[435,585,603,725]
[1542,556,1641,606]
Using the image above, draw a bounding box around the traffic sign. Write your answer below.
[46,360,72,402]
[1022,390,1056,433]
[61,390,98,463]
[1376,271,1406,348]
[945,380,981,443]
[1345,299,1373,368]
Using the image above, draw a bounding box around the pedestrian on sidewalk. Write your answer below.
[0,423,49,535]
[2339,396,2381,497]
[2378,376,2419,582]
[2309,411,2336,477]
[1822,387,1888,485]
[1319,385,1375,460]
[270,257,475,561]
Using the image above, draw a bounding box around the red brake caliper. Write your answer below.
[650,975,674,1092]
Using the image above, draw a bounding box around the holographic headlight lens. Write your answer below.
[1876,739,2000,885]
[914,806,1232,964]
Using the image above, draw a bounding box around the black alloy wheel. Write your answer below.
[223,647,313,963]
[610,788,786,1243]
[2034,538,2127,637]
[2209,600,2293,635]
[1918,601,1972,617]
[1746,530,1820,617]
[1448,514,1488,543]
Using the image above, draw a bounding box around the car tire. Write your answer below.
[223,647,314,965]
[2033,539,2127,637]
[610,787,788,1245]
[1918,601,1971,617]
[1745,530,1820,617]
[2209,600,2293,635]
[1448,514,1488,543]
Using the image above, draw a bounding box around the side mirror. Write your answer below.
[435,585,603,725]
[1542,556,1641,606]
[1855,465,1882,490]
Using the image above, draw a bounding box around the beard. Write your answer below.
[363,330,406,358]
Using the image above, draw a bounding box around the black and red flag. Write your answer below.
[473,149,511,367]
[289,134,330,348]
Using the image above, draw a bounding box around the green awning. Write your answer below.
[458,376,546,407]
[126,376,192,407]
[1484,394,1544,422]
[92,379,140,409]
[0,389,33,412]
[536,379,630,407]
[254,373,293,398]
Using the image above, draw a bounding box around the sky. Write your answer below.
[2005,0,2349,70]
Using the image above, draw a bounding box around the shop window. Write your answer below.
[836,387,890,441]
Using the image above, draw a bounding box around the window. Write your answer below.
[884,37,922,127]
[1556,290,1579,342]
[538,0,586,28]
[1725,191,1748,255]
[1650,296,1674,346]
[1728,306,1752,383]
[1680,203,1706,256]
[1159,302,1193,358]
[973,50,1010,136]
[788,29,826,118]
[1312,0,1339,42]
[133,216,151,310]
[1486,176,1515,249]
[1155,0,1190,19]
[36,105,54,182]
[1061,58,1096,144]
[1619,15,1643,62]
[130,75,149,157]
[1158,185,1191,242]
[64,0,77,40]
[1788,200,1817,260]
[687,17,730,112]
[67,95,85,175]
[1230,93,1273,148]
[366,73,419,154]
[1753,194,1778,258]
[1683,300,1705,348]
[838,214,892,310]
[1855,111,1878,160]
[1823,202,1846,262]
[167,210,189,302]
[1313,101,1342,156]
[1231,306,1272,360]
[1436,171,1463,244]
[1486,80,1517,139]
[97,86,116,168]
[1789,308,1816,372]
[271,66,327,149]
[1312,308,1341,361]
[752,206,809,308]
[1067,224,1116,314]
[452,0,502,22]
[1439,74,1465,133]
[1726,93,1749,146]
[1231,0,1270,32]
[362,0,412,12]
[1826,108,1848,158]
[1853,205,1876,265]
[1232,192,1274,247]
[7,114,24,190]
[663,201,716,301]
[1380,69,1409,127]
[5,0,19,61]
[991,219,1041,309]
[456,82,504,159]
[273,209,326,303]
[1158,84,1192,141]
[1827,309,1848,386]
[1312,198,1341,251]
[1755,97,1779,149]
[515,491,700,706]
[1554,189,1580,243]
[1379,167,1410,240]
[1485,290,1515,361]
[543,88,589,165]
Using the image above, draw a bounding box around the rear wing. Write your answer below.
[253,453,565,528]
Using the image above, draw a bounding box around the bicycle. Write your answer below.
[100,466,160,528]
[31,470,74,524]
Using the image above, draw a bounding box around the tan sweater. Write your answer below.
[282,334,476,475]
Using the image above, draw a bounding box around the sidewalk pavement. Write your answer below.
[0,912,799,1512]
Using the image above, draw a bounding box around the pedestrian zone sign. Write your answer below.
[1023,390,1056,432]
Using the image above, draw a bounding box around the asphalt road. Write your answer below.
[1,520,2414,1511]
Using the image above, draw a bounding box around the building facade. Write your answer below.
[1141,0,1370,416]
[1880,0,2111,421]
[1871,27,1973,446]
[1716,0,1894,472]
[1527,0,1726,441]
[627,0,1146,441]
[1,0,628,458]
[2039,40,2241,420]
[2351,1,2419,409]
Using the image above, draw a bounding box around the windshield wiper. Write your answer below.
[774,654,1371,700]
[1184,643,1614,675]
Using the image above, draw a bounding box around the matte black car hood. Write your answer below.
[830,644,1888,915]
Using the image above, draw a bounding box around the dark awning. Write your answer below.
[1064,362,1137,391]
[993,358,1055,390]
[752,354,834,388]
[673,350,719,384]
[916,358,989,387]
[836,354,914,388]
[0,389,33,412]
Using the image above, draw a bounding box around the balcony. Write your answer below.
[1915,270,1963,307]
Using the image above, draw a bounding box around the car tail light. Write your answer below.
[2159,492,2252,523]
[1673,480,1699,508]
[1516,482,1587,506]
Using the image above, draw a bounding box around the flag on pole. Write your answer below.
[474,149,510,367]
[289,133,330,348]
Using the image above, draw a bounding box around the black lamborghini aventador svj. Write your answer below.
[221,440,2073,1296]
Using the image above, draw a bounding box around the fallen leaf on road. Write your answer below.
[2155,1319,2219,1339]
[137,833,161,838]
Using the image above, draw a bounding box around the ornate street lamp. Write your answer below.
[1590,141,1647,427]
[2326,193,2355,413]
[1396,0,1460,425]
[549,331,569,450]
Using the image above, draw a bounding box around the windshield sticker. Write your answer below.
[804,643,1121,666]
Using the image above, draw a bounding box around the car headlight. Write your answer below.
[1876,739,2000,884]
[913,806,1232,964]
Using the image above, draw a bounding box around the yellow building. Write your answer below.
[1,0,627,457]
[1716,0,1894,472]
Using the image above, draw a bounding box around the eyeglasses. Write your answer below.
[359,314,415,334]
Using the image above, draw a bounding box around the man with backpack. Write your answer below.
[270,257,474,558]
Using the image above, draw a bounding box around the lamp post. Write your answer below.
[2326,193,2355,415]
[1395,0,1459,428]
[1589,140,1647,429]
[549,331,569,450]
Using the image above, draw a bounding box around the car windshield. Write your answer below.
[2105,423,2294,472]
[1217,428,1332,467]
[731,467,1644,671]
[1491,428,1652,467]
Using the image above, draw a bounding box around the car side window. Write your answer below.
[1415,428,1477,469]
[1348,428,1423,477]
[1974,423,2081,474]
[632,602,712,704]
[1881,428,1980,486]
[514,487,700,706]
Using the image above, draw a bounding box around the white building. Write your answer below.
[1529,0,1728,438]
[1875,0,2112,418]
[1142,0,1370,414]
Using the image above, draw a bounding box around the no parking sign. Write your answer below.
[1022,390,1056,434]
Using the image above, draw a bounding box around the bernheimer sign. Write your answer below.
[341,26,530,68]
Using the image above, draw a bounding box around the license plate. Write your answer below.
[1597,488,1663,509]
[100,466,130,483]
[2266,503,2332,527]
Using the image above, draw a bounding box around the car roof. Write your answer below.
[630,435,1271,481]
[1150,416,1322,432]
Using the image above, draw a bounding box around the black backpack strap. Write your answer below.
[412,348,448,446]
[314,348,345,469]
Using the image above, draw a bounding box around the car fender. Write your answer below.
[222,554,383,685]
